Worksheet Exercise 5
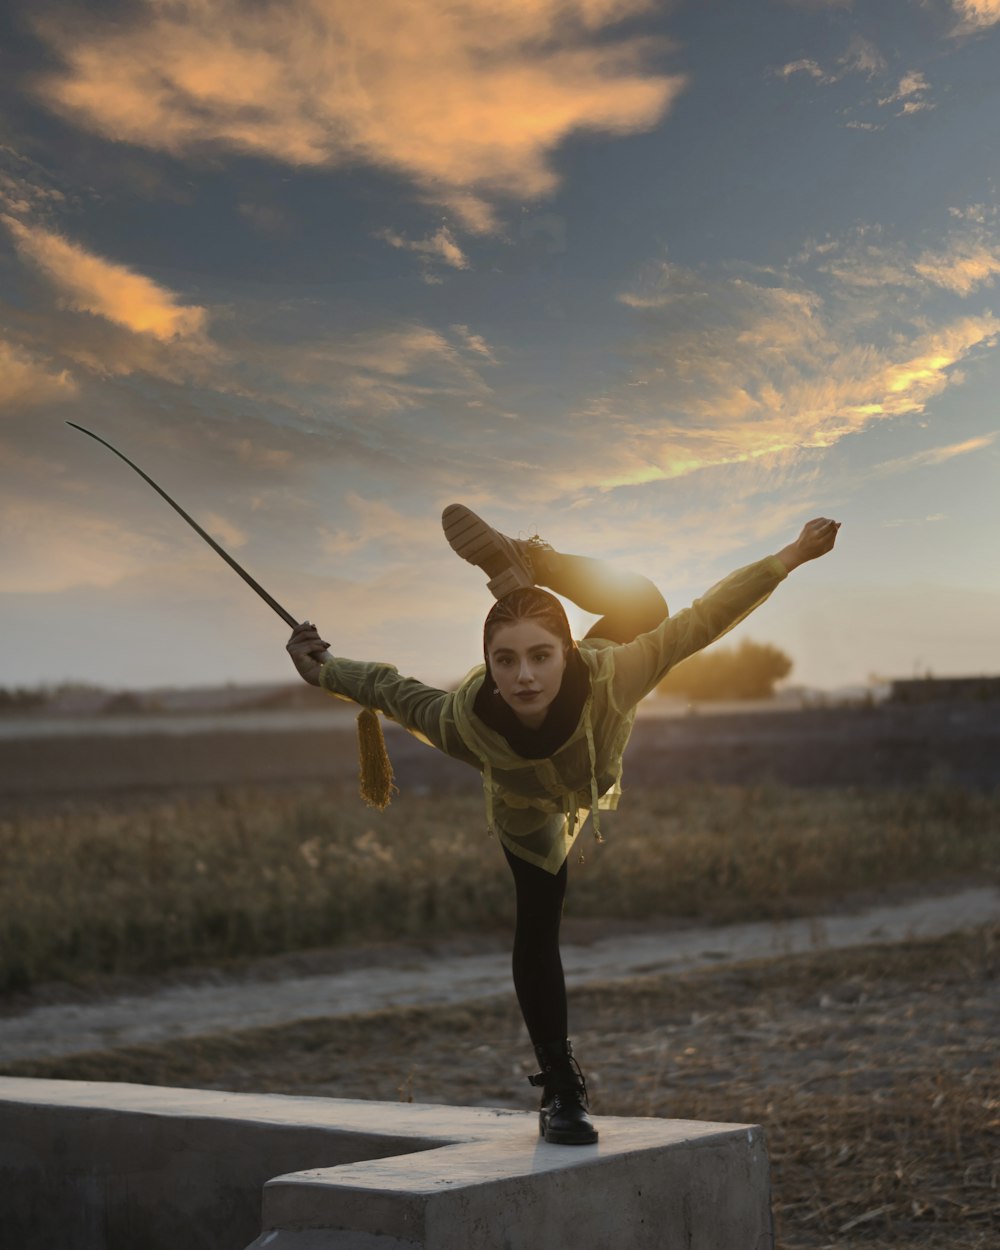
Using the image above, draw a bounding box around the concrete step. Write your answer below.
[0,1078,773,1249]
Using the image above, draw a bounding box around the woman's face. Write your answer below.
[486,619,568,729]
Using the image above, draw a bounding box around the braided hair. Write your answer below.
[483,586,574,661]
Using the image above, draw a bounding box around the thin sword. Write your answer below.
[66,421,305,632]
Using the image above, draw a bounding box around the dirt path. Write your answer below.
[2,885,996,1064]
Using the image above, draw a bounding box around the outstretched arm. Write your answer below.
[286,621,465,757]
[608,517,841,708]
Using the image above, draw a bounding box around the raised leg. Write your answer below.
[531,548,668,645]
[442,504,669,637]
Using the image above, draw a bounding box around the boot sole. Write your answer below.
[540,1121,599,1146]
[543,1127,599,1145]
[539,1111,599,1145]
[442,504,534,598]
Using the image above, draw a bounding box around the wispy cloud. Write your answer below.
[869,432,999,478]
[2,215,208,341]
[0,145,71,218]
[271,322,494,411]
[29,0,685,232]
[950,0,1000,32]
[815,212,1000,296]
[840,34,887,77]
[584,315,998,491]
[882,514,948,528]
[210,317,504,485]
[0,210,498,495]
[0,336,77,409]
[771,37,940,131]
[773,34,885,85]
[378,226,470,281]
[914,245,1000,295]
[877,70,933,114]
[450,324,497,362]
[578,214,1000,494]
[0,206,236,393]
[774,58,828,82]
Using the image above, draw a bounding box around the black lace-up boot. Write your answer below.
[528,1038,598,1145]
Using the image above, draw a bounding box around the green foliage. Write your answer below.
[657,638,793,701]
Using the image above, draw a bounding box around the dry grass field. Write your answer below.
[2,757,997,1249]
[1,778,997,991]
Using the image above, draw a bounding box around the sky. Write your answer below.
[2,0,999,695]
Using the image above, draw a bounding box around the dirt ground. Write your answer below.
[3,705,997,1247]
[3,884,995,1063]
[6,915,997,1250]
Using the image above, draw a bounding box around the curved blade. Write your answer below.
[67,421,302,630]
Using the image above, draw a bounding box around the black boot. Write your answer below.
[528,1039,598,1145]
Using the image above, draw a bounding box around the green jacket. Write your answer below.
[320,555,787,872]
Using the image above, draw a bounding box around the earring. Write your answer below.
[493,686,500,695]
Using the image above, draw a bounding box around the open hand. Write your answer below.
[286,622,330,687]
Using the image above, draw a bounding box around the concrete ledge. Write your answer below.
[0,1078,773,1250]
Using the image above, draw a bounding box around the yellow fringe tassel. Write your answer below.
[356,707,396,811]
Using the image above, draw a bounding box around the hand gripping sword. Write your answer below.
[67,421,309,635]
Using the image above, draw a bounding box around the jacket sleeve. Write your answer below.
[318,656,452,750]
[607,555,788,710]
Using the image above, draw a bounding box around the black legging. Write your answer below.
[504,552,667,1045]
[505,844,569,1044]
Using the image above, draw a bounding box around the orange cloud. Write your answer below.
[877,71,930,108]
[870,432,999,478]
[772,33,884,87]
[913,244,1000,295]
[950,0,1000,31]
[3,215,207,341]
[582,258,1000,493]
[0,336,77,409]
[815,216,1000,296]
[269,322,495,416]
[29,0,684,229]
[379,226,470,281]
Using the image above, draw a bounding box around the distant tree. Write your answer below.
[0,686,50,712]
[657,639,793,701]
[101,691,148,715]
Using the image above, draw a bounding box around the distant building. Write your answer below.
[889,676,1000,704]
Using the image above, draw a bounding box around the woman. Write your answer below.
[287,505,840,1145]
